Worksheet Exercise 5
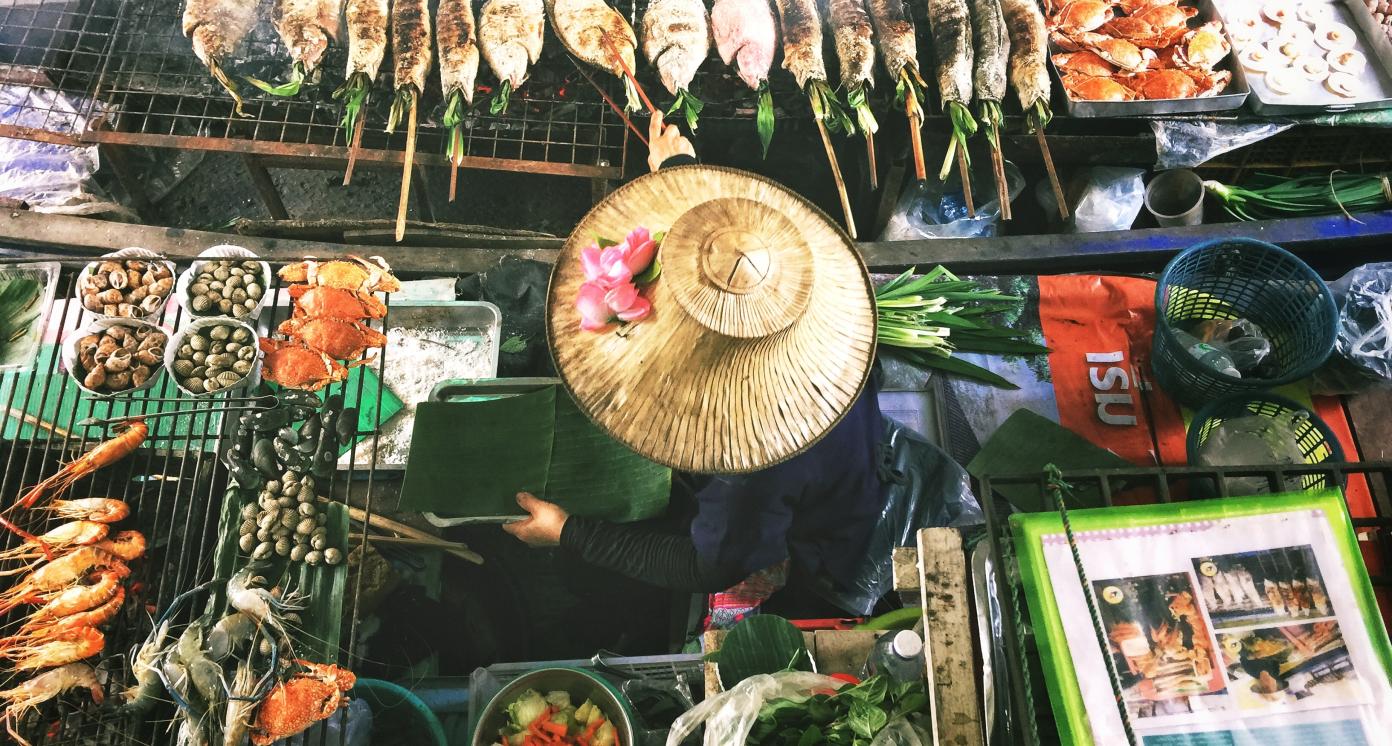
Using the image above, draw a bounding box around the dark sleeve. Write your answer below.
[560,516,743,593]
[659,154,698,168]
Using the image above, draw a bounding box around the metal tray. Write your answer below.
[340,300,502,471]
[1218,0,1392,114]
[1051,0,1250,117]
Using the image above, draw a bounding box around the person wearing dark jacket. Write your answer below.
[504,113,883,617]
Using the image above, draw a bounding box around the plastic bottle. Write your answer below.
[1173,329,1241,378]
[862,630,925,683]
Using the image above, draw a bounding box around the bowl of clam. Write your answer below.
[62,319,168,396]
[76,248,176,319]
[166,318,261,396]
[176,245,272,320]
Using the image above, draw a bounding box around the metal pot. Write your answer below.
[472,667,636,746]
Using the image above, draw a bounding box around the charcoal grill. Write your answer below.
[0,262,393,745]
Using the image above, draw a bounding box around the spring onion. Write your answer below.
[939,101,977,182]
[1204,172,1392,221]
[876,266,1048,389]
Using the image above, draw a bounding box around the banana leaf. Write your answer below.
[399,384,671,521]
[713,615,812,690]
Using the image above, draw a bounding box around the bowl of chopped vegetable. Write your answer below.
[473,667,635,746]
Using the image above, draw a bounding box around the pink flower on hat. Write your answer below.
[576,226,660,332]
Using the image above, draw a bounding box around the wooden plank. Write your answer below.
[918,527,981,746]
[813,630,880,676]
[893,546,921,593]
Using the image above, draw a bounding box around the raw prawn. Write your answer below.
[0,547,129,613]
[227,567,303,646]
[0,662,102,746]
[4,587,124,646]
[92,529,146,562]
[121,618,171,712]
[0,521,108,571]
[3,420,144,557]
[1,626,104,671]
[41,498,130,524]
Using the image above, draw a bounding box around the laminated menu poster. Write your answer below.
[1012,491,1392,746]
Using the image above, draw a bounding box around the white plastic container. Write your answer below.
[175,245,274,321]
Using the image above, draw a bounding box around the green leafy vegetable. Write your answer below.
[0,276,42,355]
[490,79,515,116]
[846,85,878,137]
[876,266,1048,389]
[807,80,855,137]
[667,88,704,132]
[500,336,528,354]
[386,87,416,134]
[939,101,977,182]
[507,689,548,729]
[443,88,468,165]
[747,673,929,745]
[247,61,307,97]
[716,615,812,690]
[333,72,372,142]
[1204,171,1392,221]
[757,82,776,159]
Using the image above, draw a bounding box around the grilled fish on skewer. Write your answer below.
[713,0,778,153]
[1001,0,1052,121]
[388,0,433,133]
[547,0,641,110]
[440,0,482,168]
[183,0,258,115]
[826,0,879,138]
[641,0,709,130]
[479,0,545,113]
[925,0,978,180]
[250,0,343,96]
[334,0,389,138]
[866,0,927,178]
[774,0,828,90]
[970,0,1010,215]
[712,0,778,154]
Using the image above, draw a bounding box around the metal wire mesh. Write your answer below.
[0,0,120,142]
[0,262,390,745]
[978,461,1392,746]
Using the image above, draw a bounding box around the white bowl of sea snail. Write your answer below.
[165,318,261,397]
[62,319,168,396]
[75,248,176,320]
[175,245,272,320]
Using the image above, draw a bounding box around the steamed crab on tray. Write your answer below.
[1048,0,1236,102]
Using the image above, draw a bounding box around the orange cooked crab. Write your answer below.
[277,317,387,360]
[250,660,356,746]
[278,256,402,294]
[288,285,388,320]
[259,339,363,391]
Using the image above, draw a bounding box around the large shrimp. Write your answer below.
[227,567,302,647]
[0,521,110,576]
[0,547,129,613]
[0,662,102,746]
[121,617,172,713]
[3,420,146,556]
[41,498,130,524]
[92,530,146,562]
[28,570,124,620]
[5,586,125,647]
[0,626,104,671]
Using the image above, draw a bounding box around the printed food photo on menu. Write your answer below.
[1093,572,1232,719]
[1217,621,1369,712]
[1192,546,1333,629]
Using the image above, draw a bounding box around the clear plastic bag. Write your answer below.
[819,416,983,616]
[868,717,935,745]
[664,671,848,746]
[879,161,1024,240]
[1189,318,1273,375]
[1150,119,1294,170]
[1192,413,1310,495]
[0,85,124,215]
[1056,167,1145,233]
[1312,262,1392,394]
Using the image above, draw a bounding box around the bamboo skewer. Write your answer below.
[449,160,460,202]
[866,131,878,191]
[816,117,857,239]
[608,46,658,115]
[349,532,484,563]
[7,409,69,439]
[395,98,419,243]
[1037,125,1068,220]
[907,101,926,182]
[956,145,975,218]
[343,112,366,186]
[323,496,484,564]
[572,59,649,146]
[990,139,1011,220]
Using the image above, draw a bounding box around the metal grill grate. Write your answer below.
[0,261,391,745]
[0,0,120,144]
[977,461,1392,746]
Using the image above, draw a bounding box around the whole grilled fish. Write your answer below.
[1001,0,1050,112]
[393,0,433,96]
[969,0,1010,104]
[479,0,546,90]
[640,0,709,96]
[926,0,973,106]
[825,0,874,91]
[547,0,639,108]
[272,0,341,75]
[711,0,777,90]
[864,0,916,80]
[439,0,481,103]
[344,0,388,80]
[183,0,258,113]
[773,0,827,89]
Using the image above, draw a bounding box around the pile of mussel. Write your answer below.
[224,391,355,567]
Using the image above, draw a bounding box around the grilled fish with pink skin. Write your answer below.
[182,0,258,114]
[547,0,641,110]
[641,0,709,96]
[712,0,778,90]
[479,0,545,107]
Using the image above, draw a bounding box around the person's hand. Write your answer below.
[502,492,569,547]
[647,112,695,172]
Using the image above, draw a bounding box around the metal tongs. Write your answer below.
[75,394,281,431]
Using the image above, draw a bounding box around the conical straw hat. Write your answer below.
[547,166,876,474]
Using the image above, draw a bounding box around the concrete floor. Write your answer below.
[148,151,595,236]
